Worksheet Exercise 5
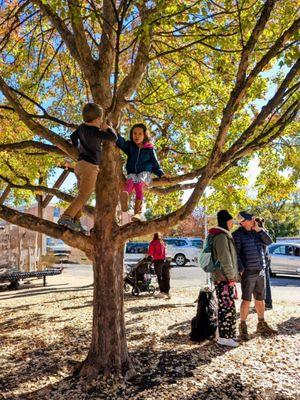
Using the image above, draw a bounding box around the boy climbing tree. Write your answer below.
[58,103,117,233]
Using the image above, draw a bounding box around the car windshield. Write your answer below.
[165,239,188,247]
[126,243,148,254]
[190,239,203,248]
[46,238,66,246]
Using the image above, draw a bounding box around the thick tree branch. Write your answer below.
[246,17,300,82]
[0,102,77,129]
[223,100,299,163]
[68,0,94,65]
[212,2,298,153]
[235,0,276,84]
[31,0,80,62]
[0,204,93,257]
[114,7,152,115]
[4,86,78,129]
[151,168,204,187]
[0,76,77,158]
[0,174,94,217]
[150,182,196,195]
[96,0,116,107]
[0,140,65,155]
[0,185,11,204]
[150,159,242,195]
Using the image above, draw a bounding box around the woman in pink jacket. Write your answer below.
[148,233,171,299]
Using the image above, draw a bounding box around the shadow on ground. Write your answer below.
[0,285,93,301]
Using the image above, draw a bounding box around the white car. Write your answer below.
[165,240,199,266]
[268,242,300,276]
[124,240,199,267]
[46,237,71,261]
[124,242,149,265]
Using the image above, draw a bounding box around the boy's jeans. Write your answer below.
[63,160,99,219]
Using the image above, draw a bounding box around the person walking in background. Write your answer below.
[255,217,273,309]
[148,233,171,299]
[209,210,239,347]
[233,211,277,341]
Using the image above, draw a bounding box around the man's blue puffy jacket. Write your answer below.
[232,227,272,273]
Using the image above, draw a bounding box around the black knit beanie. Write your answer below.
[217,209,233,230]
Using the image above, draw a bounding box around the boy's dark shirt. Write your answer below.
[71,124,116,165]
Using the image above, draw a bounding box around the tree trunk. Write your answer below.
[80,239,132,379]
[80,141,133,379]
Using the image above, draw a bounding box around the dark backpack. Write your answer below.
[190,288,217,342]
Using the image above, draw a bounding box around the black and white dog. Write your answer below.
[190,287,217,342]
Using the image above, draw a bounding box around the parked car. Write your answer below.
[124,242,149,265]
[268,242,300,277]
[164,237,203,248]
[46,237,71,261]
[164,238,199,266]
[124,240,199,267]
[184,237,204,248]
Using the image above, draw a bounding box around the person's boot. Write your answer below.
[256,320,277,336]
[120,191,129,212]
[132,199,143,221]
[239,321,250,341]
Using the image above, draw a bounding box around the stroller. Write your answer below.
[124,256,156,296]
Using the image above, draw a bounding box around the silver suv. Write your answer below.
[268,242,300,277]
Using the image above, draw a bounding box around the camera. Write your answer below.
[255,217,265,228]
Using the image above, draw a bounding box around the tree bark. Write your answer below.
[80,140,133,379]
[80,239,132,379]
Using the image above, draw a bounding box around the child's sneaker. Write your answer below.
[217,337,239,347]
[132,213,142,221]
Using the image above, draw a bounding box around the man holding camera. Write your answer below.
[233,211,277,341]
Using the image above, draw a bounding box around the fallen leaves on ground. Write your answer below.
[0,287,299,399]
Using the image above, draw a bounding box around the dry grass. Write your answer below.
[0,286,299,399]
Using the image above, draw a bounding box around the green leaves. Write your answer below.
[0,0,298,214]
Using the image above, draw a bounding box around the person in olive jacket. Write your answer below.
[209,210,239,347]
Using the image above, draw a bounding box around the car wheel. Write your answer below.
[175,253,186,266]
[148,285,156,295]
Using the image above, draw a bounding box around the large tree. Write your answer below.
[0,0,299,379]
